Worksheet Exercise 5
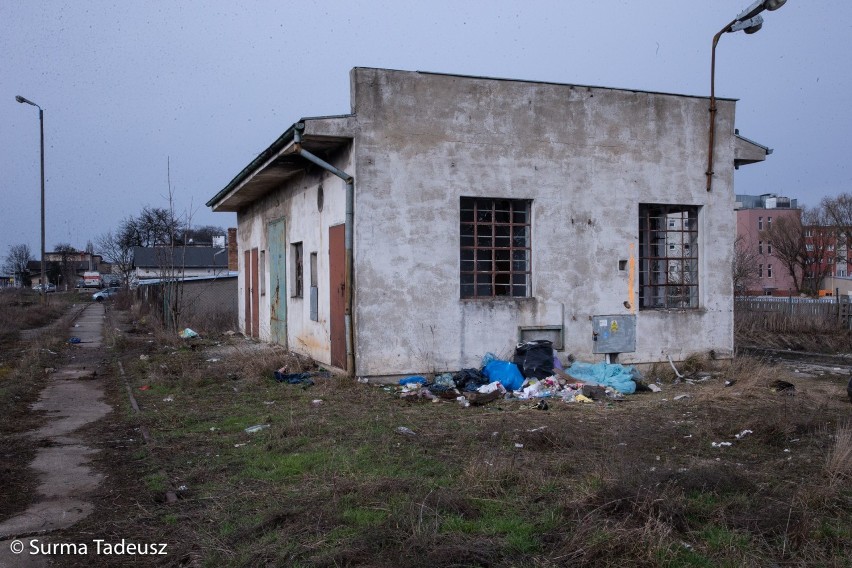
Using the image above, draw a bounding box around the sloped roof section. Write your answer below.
[735,133,772,168]
[132,246,228,269]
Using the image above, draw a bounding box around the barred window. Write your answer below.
[639,204,699,309]
[460,197,531,298]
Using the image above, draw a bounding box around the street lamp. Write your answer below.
[15,95,46,300]
[706,0,787,192]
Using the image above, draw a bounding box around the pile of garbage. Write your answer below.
[398,340,641,407]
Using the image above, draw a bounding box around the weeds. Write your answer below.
[825,420,852,487]
[46,311,852,568]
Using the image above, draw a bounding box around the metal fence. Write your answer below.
[136,276,237,333]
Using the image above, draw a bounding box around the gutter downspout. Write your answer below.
[294,122,356,376]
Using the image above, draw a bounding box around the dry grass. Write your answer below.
[50,307,852,568]
[826,420,852,487]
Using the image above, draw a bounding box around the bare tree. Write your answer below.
[2,244,33,287]
[732,235,759,294]
[184,225,225,245]
[761,206,836,295]
[53,243,78,291]
[801,206,837,294]
[761,215,806,294]
[96,230,135,288]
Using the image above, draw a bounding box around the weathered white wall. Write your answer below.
[235,131,350,366]
[348,68,737,375]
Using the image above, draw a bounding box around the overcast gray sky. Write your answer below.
[1,1,848,259]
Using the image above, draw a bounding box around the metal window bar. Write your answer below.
[460,197,531,298]
[639,205,699,309]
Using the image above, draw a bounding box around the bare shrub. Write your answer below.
[826,420,852,487]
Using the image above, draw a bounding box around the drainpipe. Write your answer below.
[294,123,356,376]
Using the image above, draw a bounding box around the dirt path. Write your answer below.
[0,304,111,567]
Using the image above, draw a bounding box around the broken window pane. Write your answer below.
[638,204,699,309]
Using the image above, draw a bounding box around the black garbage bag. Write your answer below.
[453,368,489,392]
[513,340,555,379]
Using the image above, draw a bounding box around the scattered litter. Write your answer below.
[44,367,55,374]
[668,355,685,380]
[483,359,525,391]
[673,394,692,401]
[784,448,791,453]
[465,390,501,406]
[357,377,369,384]
[535,399,549,410]
[234,443,246,447]
[74,324,80,328]
[399,376,427,386]
[395,426,417,437]
[179,328,199,339]
[711,442,732,448]
[770,380,796,394]
[139,354,149,360]
[206,358,220,363]
[683,434,693,438]
[68,337,82,344]
[209,427,219,431]
[42,349,58,355]
[273,369,323,387]
[263,401,276,405]
[311,399,323,406]
[734,429,753,439]
[163,395,174,402]
[513,340,556,379]
[456,395,471,408]
[564,361,639,394]
[574,394,593,403]
[177,485,188,492]
[514,443,524,448]
[138,385,151,391]
[724,380,736,387]
[648,384,662,393]
[244,424,270,434]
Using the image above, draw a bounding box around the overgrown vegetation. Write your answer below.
[0,289,80,519]
[52,311,852,568]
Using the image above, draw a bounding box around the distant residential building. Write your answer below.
[735,193,801,295]
[27,249,113,289]
[132,246,229,281]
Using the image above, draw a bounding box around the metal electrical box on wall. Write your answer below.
[592,315,636,353]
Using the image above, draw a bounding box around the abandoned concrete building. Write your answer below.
[206,67,769,377]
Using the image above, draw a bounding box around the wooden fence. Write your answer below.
[735,296,852,332]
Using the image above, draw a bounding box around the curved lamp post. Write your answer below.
[706,0,787,192]
[15,95,47,299]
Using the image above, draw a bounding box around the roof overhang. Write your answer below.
[734,133,772,168]
[207,123,352,212]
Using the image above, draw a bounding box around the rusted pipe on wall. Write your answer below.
[294,123,356,375]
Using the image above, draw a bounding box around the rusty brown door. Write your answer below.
[244,250,252,337]
[329,224,346,369]
[250,247,260,338]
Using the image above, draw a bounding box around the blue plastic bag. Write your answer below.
[482,360,524,391]
[399,376,427,386]
[565,362,637,394]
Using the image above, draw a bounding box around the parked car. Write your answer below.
[92,287,119,301]
[32,283,56,293]
[107,278,120,287]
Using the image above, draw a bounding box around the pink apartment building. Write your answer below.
[735,193,801,295]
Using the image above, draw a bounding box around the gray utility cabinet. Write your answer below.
[591,314,636,354]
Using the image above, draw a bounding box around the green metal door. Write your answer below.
[268,218,287,345]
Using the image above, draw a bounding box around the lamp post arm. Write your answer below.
[706,20,737,192]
